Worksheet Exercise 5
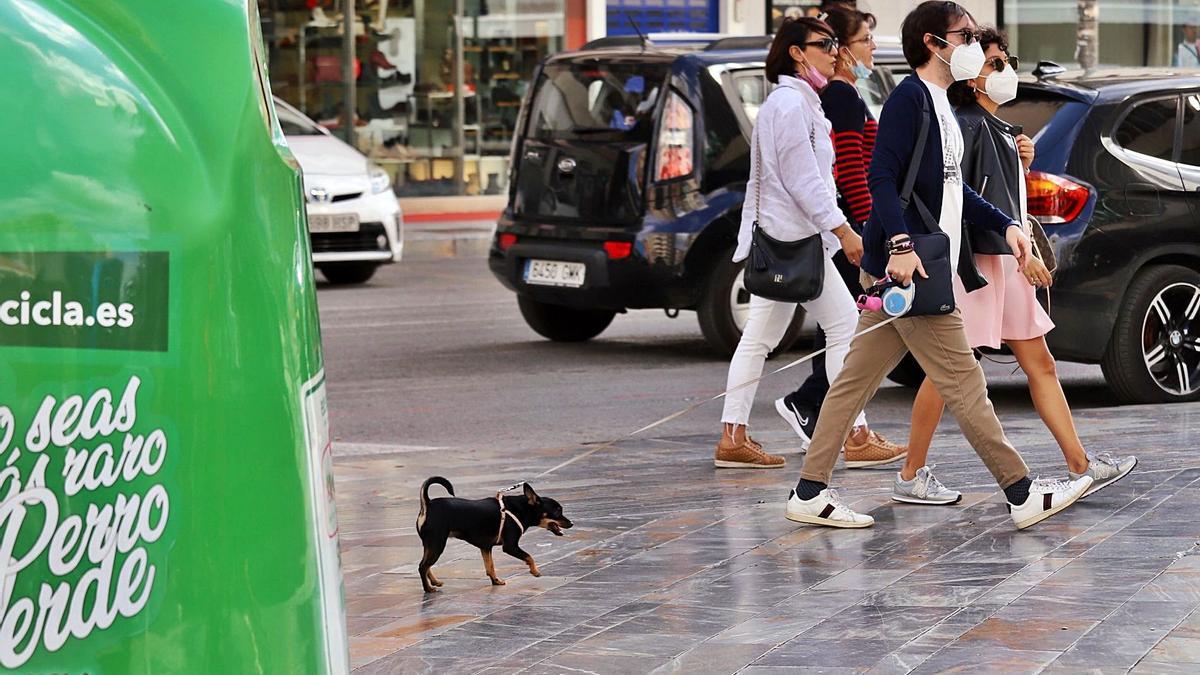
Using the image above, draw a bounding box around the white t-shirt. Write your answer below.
[922,78,964,273]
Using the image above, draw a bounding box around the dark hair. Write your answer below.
[819,0,856,10]
[900,0,974,69]
[947,26,1009,107]
[766,17,835,84]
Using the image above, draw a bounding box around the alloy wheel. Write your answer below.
[1141,281,1200,396]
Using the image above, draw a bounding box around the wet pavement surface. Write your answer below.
[335,402,1200,674]
[324,260,1200,673]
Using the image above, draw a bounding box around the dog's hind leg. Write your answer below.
[481,549,505,585]
[502,540,541,577]
[418,534,447,593]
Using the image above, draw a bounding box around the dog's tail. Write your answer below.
[417,477,454,531]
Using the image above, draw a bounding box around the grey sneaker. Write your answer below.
[892,465,962,505]
[1070,452,1137,498]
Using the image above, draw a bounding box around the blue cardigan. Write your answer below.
[861,75,1017,286]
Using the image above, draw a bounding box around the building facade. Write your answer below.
[260,1,1199,197]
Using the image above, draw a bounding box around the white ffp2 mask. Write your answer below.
[932,34,986,81]
[983,66,1019,105]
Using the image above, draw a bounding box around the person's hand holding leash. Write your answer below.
[1006,224,1031,271]
[834,223,863,266]
[886,234,926,285]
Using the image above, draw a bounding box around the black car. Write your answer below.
[1002,66,1200,403]
[489,36,903,357]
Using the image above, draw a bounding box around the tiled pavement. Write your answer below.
[336,400,1200,674]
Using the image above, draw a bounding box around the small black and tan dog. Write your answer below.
[416,477,573,593]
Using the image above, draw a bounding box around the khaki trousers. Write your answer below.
[798,273,1029,489]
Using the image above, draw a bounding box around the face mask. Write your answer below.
[983,66,1018,105]
[849,53,873,80]
[932,34,986,81]
[798,62,829,90]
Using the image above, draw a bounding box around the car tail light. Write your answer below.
[1026,171,1089,224]
[604,241,632,259]
[656,91,694,181]
[498,233,517,251]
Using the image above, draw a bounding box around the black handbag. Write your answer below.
[743,124,825,303]
[896,91,954,316]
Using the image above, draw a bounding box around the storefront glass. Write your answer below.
[261,0,564,197]
[1003,0,1200,69]
[768,2,823,32]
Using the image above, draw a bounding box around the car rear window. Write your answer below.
[527,62,670,141]
[999,88,1075,138]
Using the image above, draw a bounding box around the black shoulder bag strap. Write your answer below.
[898,93,940,234]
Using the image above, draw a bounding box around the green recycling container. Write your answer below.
[0,1,348,672]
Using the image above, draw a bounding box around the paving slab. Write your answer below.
[337,399,1200,673]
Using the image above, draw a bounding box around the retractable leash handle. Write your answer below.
[856,275,915,317]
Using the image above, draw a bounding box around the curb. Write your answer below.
[403,223,495,260]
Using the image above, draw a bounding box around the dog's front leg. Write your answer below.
[502,540,541,577]
[480,548,505,585]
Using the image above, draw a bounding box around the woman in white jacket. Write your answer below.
[715,17,875,469]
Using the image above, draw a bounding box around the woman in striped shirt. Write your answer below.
[774,6,907,469]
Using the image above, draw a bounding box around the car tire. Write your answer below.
[517,296,616,342]
[319,263,378,285]
[697,247,804,359]
[885,353,926,388]
[1101,264,1200,404]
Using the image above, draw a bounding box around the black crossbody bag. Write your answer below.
[897,93,956,316]
[743,123,825,303]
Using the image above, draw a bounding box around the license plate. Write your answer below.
[524,259,586,288]
[308,213,360,233]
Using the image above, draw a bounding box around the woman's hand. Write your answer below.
[1006,224,1031,272]
[1016,134,1035,171]
[1022,255,1053,288]
[834,224,863,266]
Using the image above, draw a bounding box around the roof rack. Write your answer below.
[704,35,773,51]
[1033,60,1067,79]
[581,36,648,50]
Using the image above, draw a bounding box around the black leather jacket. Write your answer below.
[957,102,1023,257]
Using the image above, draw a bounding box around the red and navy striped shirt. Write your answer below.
[819,80,877,226]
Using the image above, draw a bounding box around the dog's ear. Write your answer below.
[523,483,540,506]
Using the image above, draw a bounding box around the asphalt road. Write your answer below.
[317,258,1119,456]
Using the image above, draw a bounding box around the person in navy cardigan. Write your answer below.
[783,0,1094,531]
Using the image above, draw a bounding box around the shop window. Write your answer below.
[261,0,564,197]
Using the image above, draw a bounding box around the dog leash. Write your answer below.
[497,313,903,491]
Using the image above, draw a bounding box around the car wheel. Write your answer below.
[885,353,926,388]
[1101,265,1200,403]
[697,247,804,359]
[319,263,378,285]
[517,296,615,342]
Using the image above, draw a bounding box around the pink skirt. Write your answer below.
[953,254,1055,349]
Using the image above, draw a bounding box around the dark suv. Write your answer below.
[489,38,902,356]
[1002,66,1200,403]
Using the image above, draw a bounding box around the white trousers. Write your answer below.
[721,254,869,428]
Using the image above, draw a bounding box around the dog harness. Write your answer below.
[494,492,525,544]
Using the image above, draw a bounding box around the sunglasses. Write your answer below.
[943,28,979,45]
[985,55,1020,72]
[803,37,840,53]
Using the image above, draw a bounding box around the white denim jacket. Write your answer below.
[734,75,845,263]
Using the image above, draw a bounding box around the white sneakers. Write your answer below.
[785,488,874,528]
[1008,475,1093,530]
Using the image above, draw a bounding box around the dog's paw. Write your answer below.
[529,569,542,577]
[431,579,444,587]
[423,586,439,594]
[490,578,506,586]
